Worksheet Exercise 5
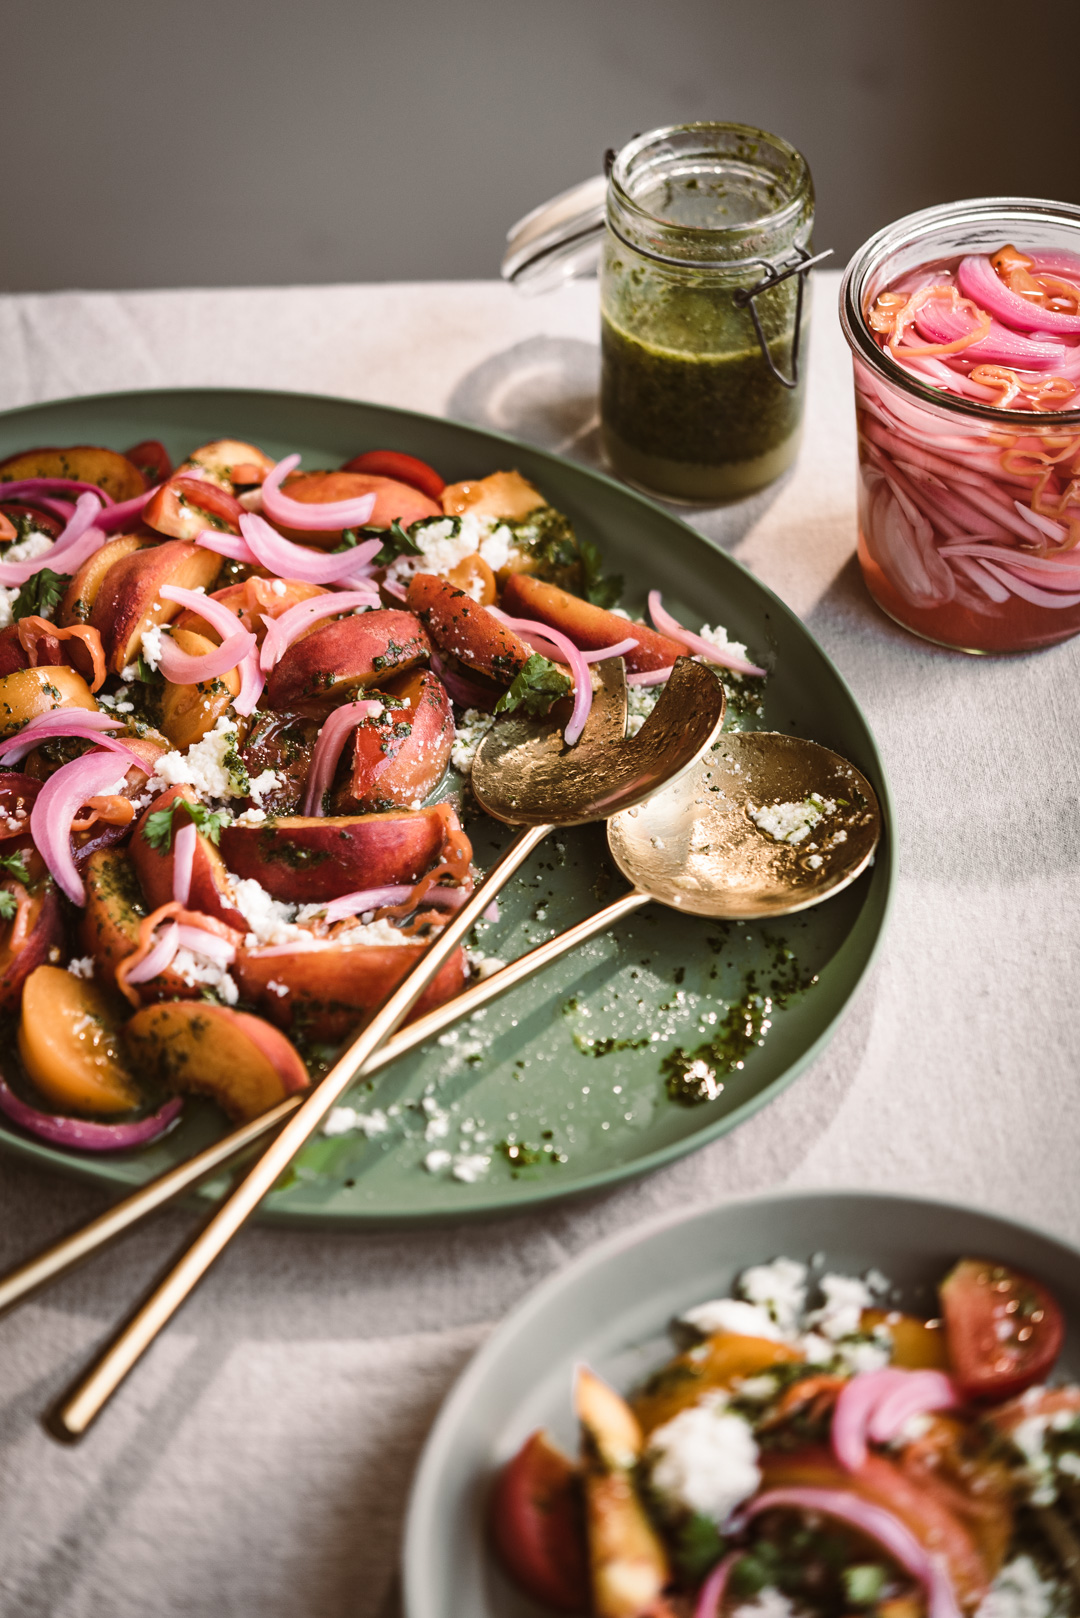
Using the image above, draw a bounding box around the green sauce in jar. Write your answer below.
[599,124,815,503]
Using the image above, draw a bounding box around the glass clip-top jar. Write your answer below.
[503,123,831,503]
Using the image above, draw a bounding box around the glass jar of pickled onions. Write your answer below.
[840,198,1080,653]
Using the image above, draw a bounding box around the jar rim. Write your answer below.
[610,122,812,259]
[839,195,1080,426]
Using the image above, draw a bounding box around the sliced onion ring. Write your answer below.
[239,512,383,585]
[156,627,256,685]
[321,884,470,923]
[172,822,197,906]
[259,590,380,673]
[0,1077,183,1152]
[30,747,148,905]
[648,591,766,677]
[124,920,182,984]
[0,492,107,586]
[0,710,124,765]
[733,1489,961,1618]
[694,1552,738,1618]
[627,665,675,687]
[261,453,378,530]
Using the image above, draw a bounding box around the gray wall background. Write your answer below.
[4,0,1079,294]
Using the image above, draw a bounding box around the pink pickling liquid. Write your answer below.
[854,246,1080,652]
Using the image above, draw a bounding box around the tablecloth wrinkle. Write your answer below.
[0,272,1076,1616]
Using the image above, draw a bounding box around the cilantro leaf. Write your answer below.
[12,567,73,622]
[0,891,15,921]
[143,799,231,852]
[338,518,425,566]
[0,850,30,884]
[494,653,573,719]
[578,537,623,610]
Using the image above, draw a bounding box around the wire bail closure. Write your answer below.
[733,247,834,390]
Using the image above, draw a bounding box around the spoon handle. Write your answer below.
[47,820,554,1441]
[0,888,649,1320]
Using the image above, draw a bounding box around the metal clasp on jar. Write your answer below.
[733,247,835,390]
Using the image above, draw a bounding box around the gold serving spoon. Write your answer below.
[46,656,726,1440]
[0,709,877,1349]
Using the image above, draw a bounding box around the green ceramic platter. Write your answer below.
[0,388,895,1226]
[403,1189,1080,1617]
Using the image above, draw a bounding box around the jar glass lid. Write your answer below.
[501,174,607,293]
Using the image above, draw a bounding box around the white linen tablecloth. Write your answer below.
[0,273,1077,1618]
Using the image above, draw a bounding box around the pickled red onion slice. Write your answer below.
[0,1078,183,1151]
[0,492,107,586]
[648,592,766,677]
[302,700,386,817]
[172,822,197,906]
[627,666,675,686]
[159,584,246,643]
[156,628,257,686]
[734,1489,960,1618]
[239,513,383,585]
[259,591,379,673]
[910,301,1066,370]
[261,454,379,530]
[0,710,124,765]
[31,749,147,905]
[581,637,639,662]
[124,920,181,983]
[321,884,470,923]
[0,477,112,506]
[96,488,155,533]
[488,609,591,745]
[694,1553,738,1618]
[234,648,265,716]
[832,1368,956,1472]
[958,254,1080,335]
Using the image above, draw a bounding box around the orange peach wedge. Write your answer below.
[18,965,141,1115]
[123,1001,308,1123]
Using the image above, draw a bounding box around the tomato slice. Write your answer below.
[940,1258,1064,1401]
[341,449,445,500]
[124,439,173,488]
[489,1430,589,1613]
[0,502,65,541]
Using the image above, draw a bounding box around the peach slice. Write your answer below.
[277,470,440,542]
[181,439,275,487]
[123,1001,308,1123]
[332,668,453,813]
[0,445,145,503]
[264,608,428,709]
[59,533,148,627]
[441,469,546,521]
[80,848,195,1001]
[236,710,320,817]
[219,804,456,904]
[235,938,466,1042]
[500,574,684,674]
[0,665,98,742]
[89,539,223,674]
[0,878,64,1014]
[159,628,241,749]
[131,787,250,933]
[406,572,529,683]
[18,965,141,1115]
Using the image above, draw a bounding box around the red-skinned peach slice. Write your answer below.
[218,803,459,904]
[0,666,98,742]
[332,668,453,813]
[59,533,148,628]
[277,470,440,543]
[489,1431,590,1613]
[131,787,250,934]
[173,578,328,645]
[0,446,145,503]
[123,1000,308,1123]
[18,965,141,1115]
[236,710,320,818]
[234,938,466,1042]
[264,608,429,709]
[80,848,190,1000]
[440,469,546,521]
[0,878,64,1014]
[500,573,684,674]
[159,628,242,749]
[89,540,223,674]
[406,572,529,683]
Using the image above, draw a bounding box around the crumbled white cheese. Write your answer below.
[737,1258,808,1336]
[647,1399,761,1524]
[680,1297,784,1342]
[150,717,247,800]
[4,528,55,566]
[731,1592,798,1618]
[0,587,20,629]
[452,1152,491,1183]
[733,1375,780,1403]
[698,623,753,673]
[234,807,268,827]
[423,1149,452,1173]
[270,578,287,595]
[806,853,823,869]
[388,509,527,590]
[336,916,412,948]
[248,769,282,806]
[265,979,289,997]
[451,708,495,774]
[749,794,836,845]
[170,948,239,1004]
[323,1106,389,1139]
[140,622,164,670]
[230,877,304,947]
[832,1336,892,1376]
[120,662,140,683]
[66,955,95,980]
[975,1556,1061,1618]
[464,947,504,981]
[808,1273,874,1340]
[626,681,663,737]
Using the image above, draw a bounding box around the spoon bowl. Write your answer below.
[607,731,881,919]
[471,656,727,825]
